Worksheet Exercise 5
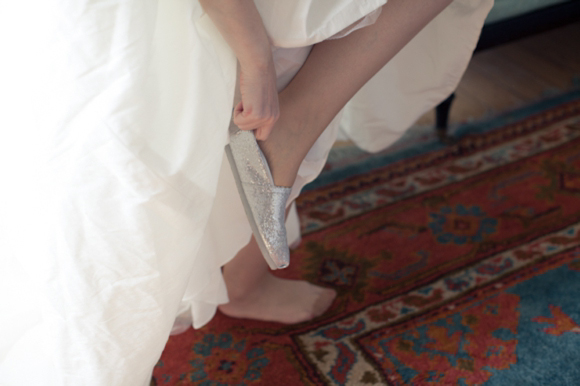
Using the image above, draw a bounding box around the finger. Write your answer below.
[255,121,275,141]
[234,114,262,131]
[255,110,279,139]
[233,107,259,130]
[235,121,257,131]
[233,103,279,132]
[234,109,275,131]
[233,100,244,116]
[255,128,266,141]
[232,101,245,125]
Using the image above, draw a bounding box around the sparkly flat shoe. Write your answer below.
[225,128,292,270]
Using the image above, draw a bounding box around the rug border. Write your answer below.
[305,90,580,191]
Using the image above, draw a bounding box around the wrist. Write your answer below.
[237,42,273,74]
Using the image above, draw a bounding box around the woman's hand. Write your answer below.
[199,0,279,140]
[234,61,279,141]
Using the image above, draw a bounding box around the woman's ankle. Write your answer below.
[258,107,312,187]
[222,238,272,300]
[258,139,301,187]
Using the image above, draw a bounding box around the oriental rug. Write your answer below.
[153,92,580,385]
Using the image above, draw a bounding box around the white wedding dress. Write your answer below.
[0,0,492,385]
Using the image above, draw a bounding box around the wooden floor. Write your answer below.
[415,21,580,127]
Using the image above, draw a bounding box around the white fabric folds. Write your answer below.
[0,0,493,385]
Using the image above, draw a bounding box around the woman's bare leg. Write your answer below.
[221,0,452,323]
[262,0,453,187]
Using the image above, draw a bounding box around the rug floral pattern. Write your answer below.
[154,97,580,385]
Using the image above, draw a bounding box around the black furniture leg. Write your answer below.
[435,92,455,143]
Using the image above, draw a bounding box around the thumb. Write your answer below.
[233,100,244,120]
[232,101,255,130]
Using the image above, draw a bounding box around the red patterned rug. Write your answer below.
[153,95,580,385]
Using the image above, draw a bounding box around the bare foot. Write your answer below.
[220,217,335,324]
[218,273,336,324]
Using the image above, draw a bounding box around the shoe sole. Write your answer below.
[225,144,287,270]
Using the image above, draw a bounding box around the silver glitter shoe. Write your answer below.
[225,129,292,270]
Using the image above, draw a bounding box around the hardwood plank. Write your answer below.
[456,63,525,112]
[470,49,557,100]
[448,84,488,125]
[518,23,580,73]
[496,44,575,91]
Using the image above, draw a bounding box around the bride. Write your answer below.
[0,0,493,384]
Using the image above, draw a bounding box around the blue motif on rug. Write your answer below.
[484,264,580,385]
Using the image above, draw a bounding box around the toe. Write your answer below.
[312,288,337,318]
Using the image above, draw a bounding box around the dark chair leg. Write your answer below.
[435,92,456,143]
